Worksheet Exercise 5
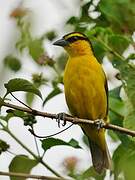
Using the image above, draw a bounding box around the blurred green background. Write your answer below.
[0,0,135,179]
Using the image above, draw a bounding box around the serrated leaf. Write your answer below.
[9,155,38,180]
[41,138,81,152]
[43,87,62,106]
[4,78,42,99]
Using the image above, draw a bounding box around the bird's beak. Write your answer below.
[53,38,69,47]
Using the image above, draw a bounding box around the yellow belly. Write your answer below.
[64,56,107,121]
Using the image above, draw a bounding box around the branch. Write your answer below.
[0,171,69,180]
[2,101,135,137]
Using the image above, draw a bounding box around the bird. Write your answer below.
[53,32,111,174]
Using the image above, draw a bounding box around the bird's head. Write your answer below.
[53,32,93,57]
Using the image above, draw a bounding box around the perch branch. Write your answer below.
[2,101,135,137]
[0,171,69,180]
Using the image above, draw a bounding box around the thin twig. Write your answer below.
[0,171,69,180]
[0,120,63,178]
[33,130,41,157]
[10,92,33,110]
[29,124,73,138]
[2,101,135,137]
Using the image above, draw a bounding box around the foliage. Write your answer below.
[0,140,10,154]
[9,155,38,180]
[41,138,81,152]
[4,55,21,72]
[4,78,42,99]
[0,0,135,179]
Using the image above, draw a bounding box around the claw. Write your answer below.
[56,112,67,127]
[94,119,105,130]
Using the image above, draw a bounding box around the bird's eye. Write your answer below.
[73,36,78,40]
[67,36,79,43]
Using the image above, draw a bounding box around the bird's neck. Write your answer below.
[64,40,94,57]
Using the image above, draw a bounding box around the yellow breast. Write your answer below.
[64,55,107,120]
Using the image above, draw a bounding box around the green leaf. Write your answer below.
[12,109,25,118]
[108,109,131,145]
[0,111,14,122]
[4,55,21,72]
[9,155,38,180]
[81,2,92,20]
[113,144,135,180]
[0,97,4,109]
[98,0,135,34]
[109,97,126,117]
[126,53,135,61]
[68,139,81,149]
[26,92,35,106]
[66,16,79,25]
[107,130,119,142]
[2,109,25,122]
[109,86,122,100]
[4,78,42,99]
[0,139,10,155]
[41,138,81,152]
[99,0,123,26]
[113,144,125,178]
[43,87,62,106]
[123,107,135,140]
[92,41,106,63]
[108,34,130,54]
[26,73,47,106]
[82,135,89,147]
[80,167,105,180]
[112,60,135,136]
[28,39,44,61]
[45,31,57,41]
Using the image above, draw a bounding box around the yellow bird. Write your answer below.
[53,32,111,174]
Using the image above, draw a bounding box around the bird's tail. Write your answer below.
[88,136,112,174]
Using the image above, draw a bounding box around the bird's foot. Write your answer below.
[94,119,105,130]
[56,112,71,127]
